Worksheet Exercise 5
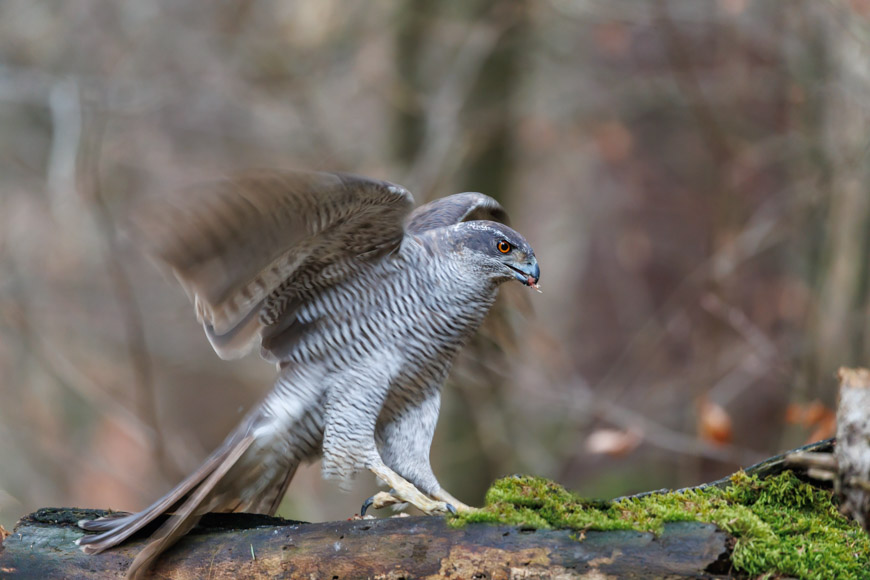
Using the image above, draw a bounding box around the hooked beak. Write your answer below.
[508,257,541,291]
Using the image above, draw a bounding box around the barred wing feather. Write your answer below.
[132,170,413,359]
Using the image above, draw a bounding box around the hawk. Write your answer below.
[76,170,540,578]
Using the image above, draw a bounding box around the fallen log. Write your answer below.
[0,508,729,579]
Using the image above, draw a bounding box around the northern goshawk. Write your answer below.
[76,170,540,578]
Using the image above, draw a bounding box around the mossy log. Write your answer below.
[0,509,731,579]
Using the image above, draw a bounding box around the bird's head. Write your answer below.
[449,220,541,291]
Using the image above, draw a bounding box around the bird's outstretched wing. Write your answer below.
[132,170,413,359]
[405,192,508,234]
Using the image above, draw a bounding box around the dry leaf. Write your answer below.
[697,399,732,445]
[807,411,837,443]
[784,400,836,442]
[585,428,642,457]
[803,400,832,427]
[784,403,805,425]
[0,524,9,541]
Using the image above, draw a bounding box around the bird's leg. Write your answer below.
[365,459,454,515]
[430,488,473,513]
[360,488,471,516]
[319,362,455,516]
[368,388,476,515]
[363,488,472,514]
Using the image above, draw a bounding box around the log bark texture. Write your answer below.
[0,508,731,579]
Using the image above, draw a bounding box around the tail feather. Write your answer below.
[76,432,252,555]
[250,462,299,515]
[76,404,320,578]
[77,513,148,554]
[77,514,133,534]
[124,433,256,579]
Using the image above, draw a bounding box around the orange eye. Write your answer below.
[497,240,512,254]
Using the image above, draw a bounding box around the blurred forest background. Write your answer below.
[1,0,869,531]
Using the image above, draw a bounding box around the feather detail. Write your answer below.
[76,432,256,557]
[130,170,413,358]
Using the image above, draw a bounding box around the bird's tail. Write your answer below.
[76,418,302,579]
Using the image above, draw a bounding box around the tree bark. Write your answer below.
[836,367,870,530]
[0,509,731,579]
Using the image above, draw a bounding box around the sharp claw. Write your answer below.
[360,495,375,517]
[445,503,457,515]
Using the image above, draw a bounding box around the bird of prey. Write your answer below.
[76,170,540,578]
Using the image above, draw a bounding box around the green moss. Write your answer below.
[451,472,870,579]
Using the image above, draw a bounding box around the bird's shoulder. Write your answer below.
[406,192,508,235]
